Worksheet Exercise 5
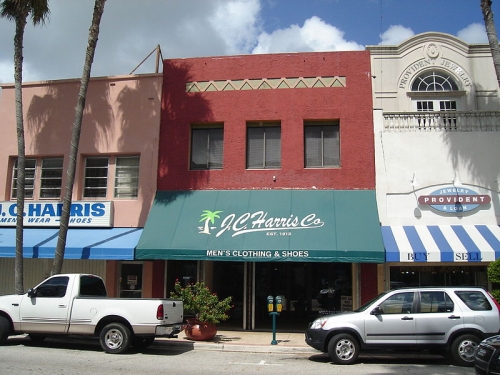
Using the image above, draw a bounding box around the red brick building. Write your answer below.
[137,51,384,330]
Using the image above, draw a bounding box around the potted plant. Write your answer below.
[170,280,232,341]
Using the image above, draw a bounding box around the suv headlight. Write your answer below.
[310,317,328,329]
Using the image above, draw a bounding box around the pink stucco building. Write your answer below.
[0,74,162,296]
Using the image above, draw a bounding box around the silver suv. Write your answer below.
[305,287,500,366]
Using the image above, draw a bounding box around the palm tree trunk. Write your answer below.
[481,0,500,88]
[52,0,107,275]
[14,13,27,295]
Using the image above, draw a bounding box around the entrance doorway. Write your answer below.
[212,262,244,329]
[254,262,352,331]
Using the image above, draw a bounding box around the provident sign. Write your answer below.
[417,187,490,213]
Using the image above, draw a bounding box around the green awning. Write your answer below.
[136,190,384,263]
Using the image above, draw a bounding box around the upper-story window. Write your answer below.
[83,156,139,199]
[411,71,459,92]
[190,126,224,170]
[304,121,340,168]
[410,70,460,113]
[11,157,63,200]
[114,157,140,198]
[246,122,281,169]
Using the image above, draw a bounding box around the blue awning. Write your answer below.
[382,225,500,263]
[0,228,142,260]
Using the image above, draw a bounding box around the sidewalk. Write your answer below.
[158,329,317,354]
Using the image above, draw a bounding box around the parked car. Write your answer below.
[305,287,500,366]
[474,335,500,374]
[0,274,184,354]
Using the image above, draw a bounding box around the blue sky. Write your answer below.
[0,0,498,83]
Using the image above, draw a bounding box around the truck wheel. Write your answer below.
[0,316,9,344]
[450,334,479,367]
[100,323,131,354]
[327,333,360,365]
[133,336,155,350]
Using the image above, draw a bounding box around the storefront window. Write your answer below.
[390,266,488,289]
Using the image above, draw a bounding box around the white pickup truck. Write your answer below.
[0,273,184,354]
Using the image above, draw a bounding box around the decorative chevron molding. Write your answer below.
[186,76,346,92]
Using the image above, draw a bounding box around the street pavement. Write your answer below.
[158,329,317,354]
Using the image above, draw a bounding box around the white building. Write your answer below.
[368,32,500,289]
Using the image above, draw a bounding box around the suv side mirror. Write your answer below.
[27,288,37,298]
[370,306,382,315]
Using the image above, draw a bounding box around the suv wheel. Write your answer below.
[327,333,360,365]
[450,334,479,367]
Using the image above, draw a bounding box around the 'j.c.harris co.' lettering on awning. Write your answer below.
[198,209,325,237]
[417,187,491,213]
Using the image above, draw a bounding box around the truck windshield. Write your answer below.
[80,275,107,297]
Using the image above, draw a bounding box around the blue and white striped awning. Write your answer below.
[381,225,500,263]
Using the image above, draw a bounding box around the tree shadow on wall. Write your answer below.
[26,81,113,155]
[441,83,500,220]
[158,60,214,191]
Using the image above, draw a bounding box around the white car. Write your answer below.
[305,287,500,366]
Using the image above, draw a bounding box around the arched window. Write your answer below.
[411,70,459,92]
[410,70,460,113]
[409,70,461,129]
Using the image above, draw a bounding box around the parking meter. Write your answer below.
[275,295,283,312]
[267,295,275,312]
[267,295,281,345]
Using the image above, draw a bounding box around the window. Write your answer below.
[411,70,459,92]
[11,157,63,200]
[411,70,459,112]
[35,276,69,298]
[190,127,223,170]
[79,275,107,297]
[246,122,281,169]
[455,291,492,311]
[410,70,460,130]
[40,158,64,198]
[84,156,139,199]
[415,100,457,112]
[379,292,414,314]
[114,157,140,198]
[304,122,340,168]
[419,291,454,313]
[84,157,109,198]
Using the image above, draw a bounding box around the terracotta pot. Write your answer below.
[184,318,218,341]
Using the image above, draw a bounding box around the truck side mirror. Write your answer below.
[27,288,37,298]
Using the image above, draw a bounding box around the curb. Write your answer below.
[157,339,317,354]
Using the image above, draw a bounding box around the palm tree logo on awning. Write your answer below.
[199,210,223,234]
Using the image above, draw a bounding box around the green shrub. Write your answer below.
[487,259,500,302]
[170,280,232,325]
